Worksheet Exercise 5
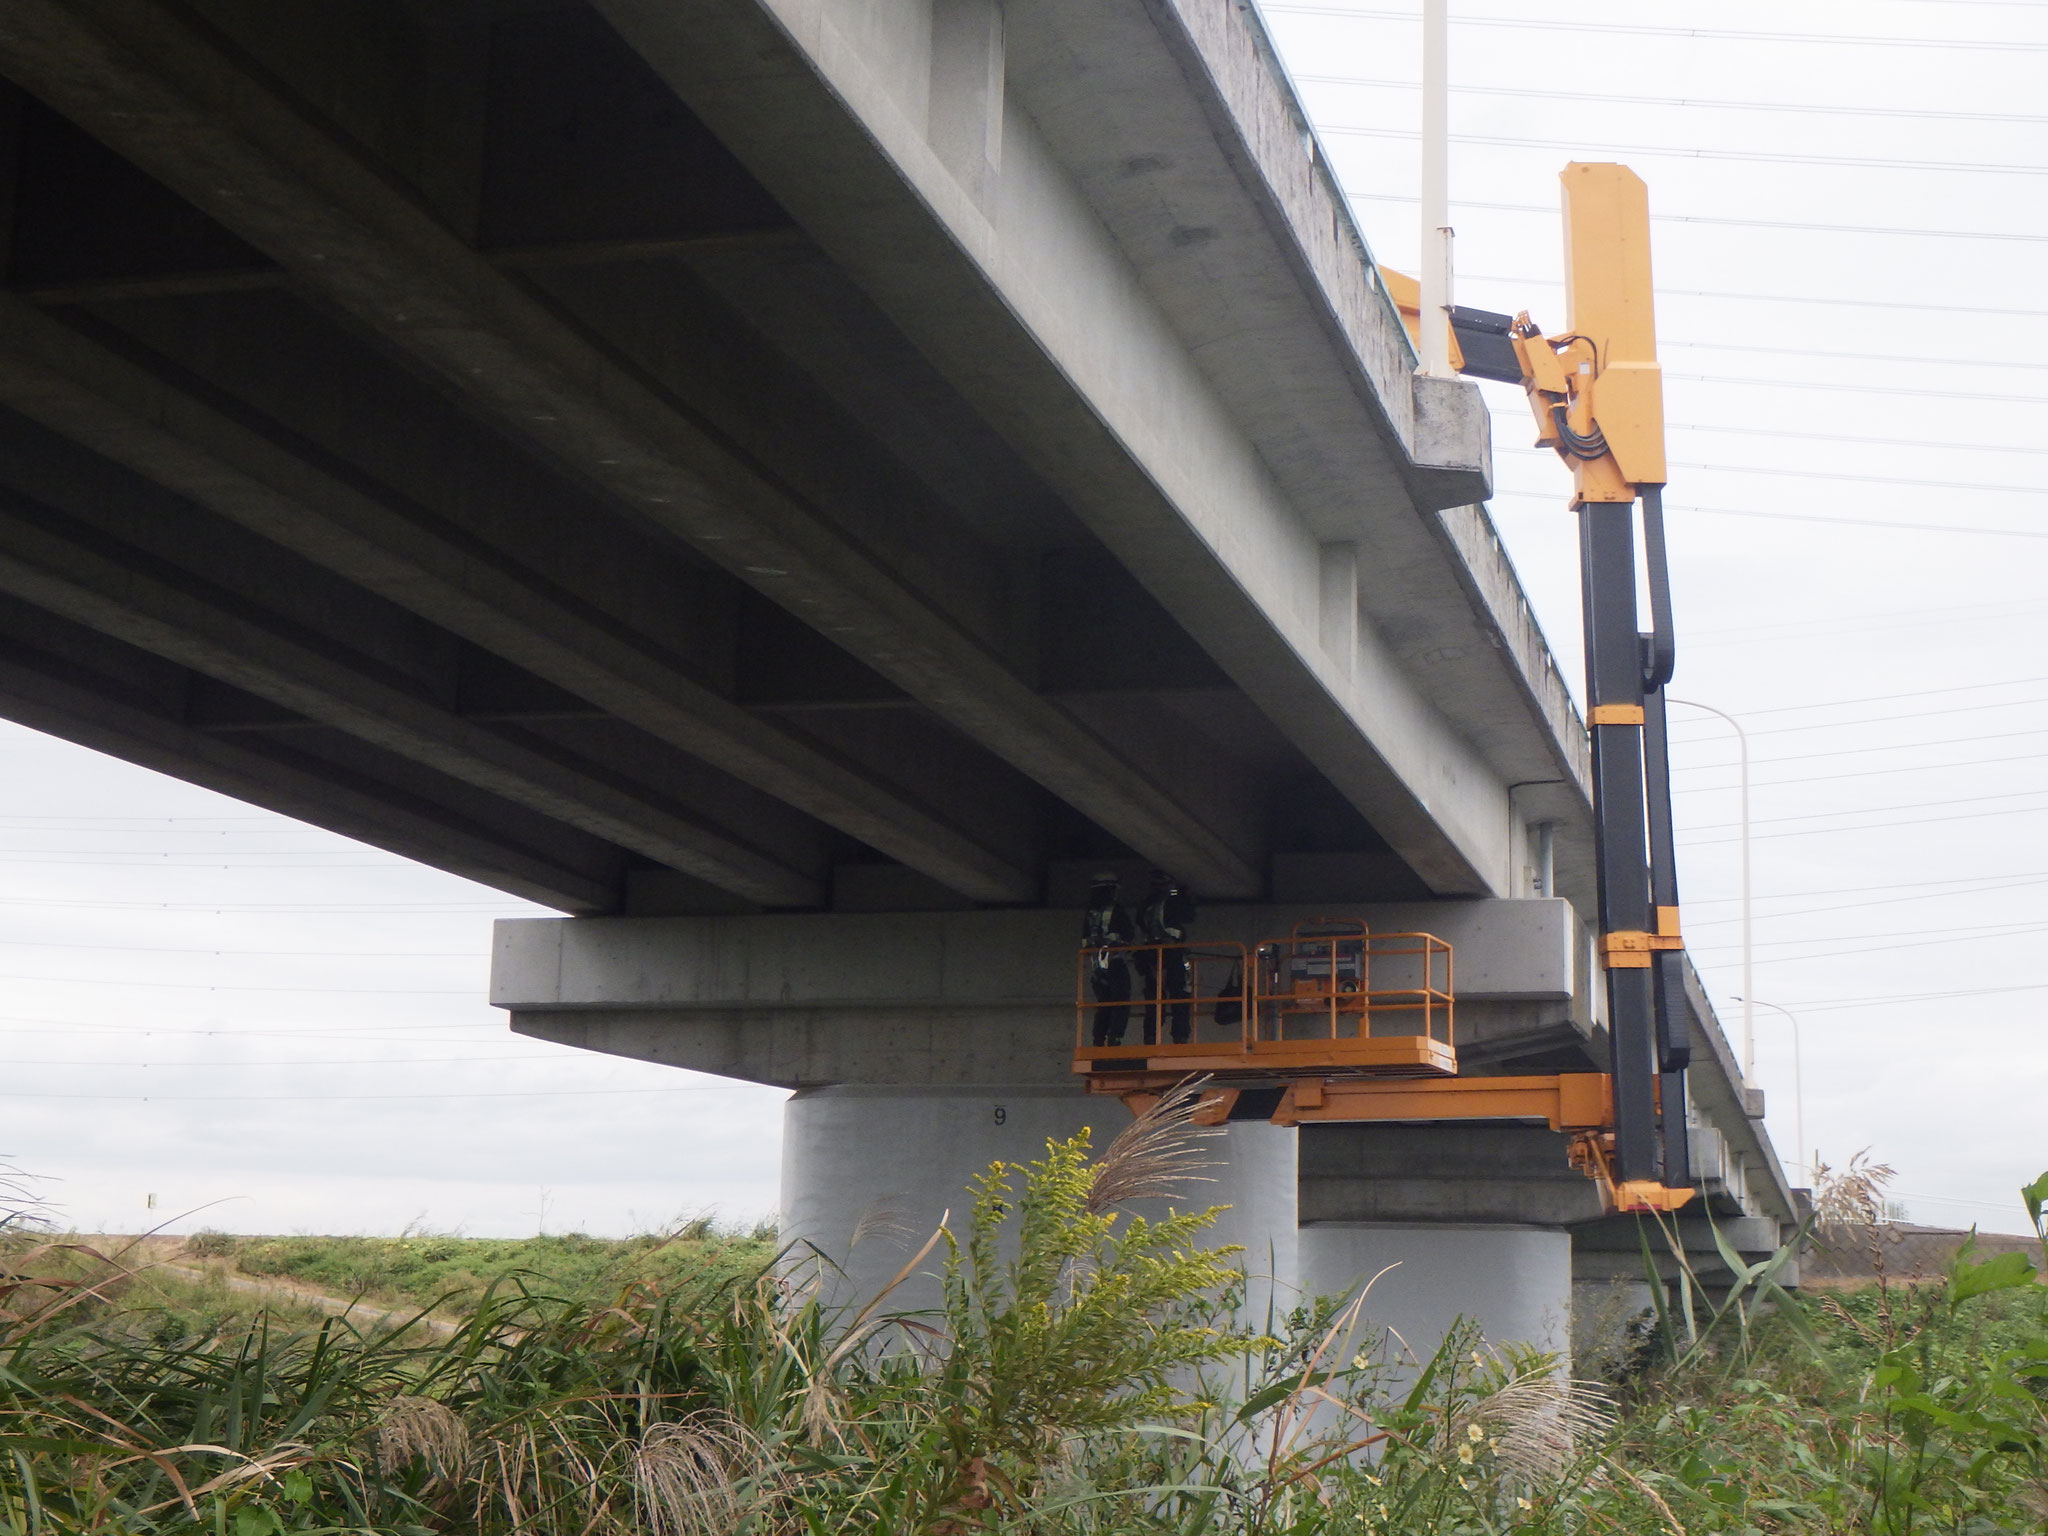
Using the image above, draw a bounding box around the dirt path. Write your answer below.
[151,1262,466,1340]
[68,1239,466,1341]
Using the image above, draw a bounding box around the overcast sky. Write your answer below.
[8,0,2046,1239]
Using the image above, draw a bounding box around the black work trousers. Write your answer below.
[1089,960,1132,1046]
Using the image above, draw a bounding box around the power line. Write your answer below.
[7,1054,558,1068]
[1697,923,2048,965]
[1689,868,2048,906]
[0,897,522,912]
[1723,980,2048,1013]
[1344,189,2048,245]
[1509,418,2048,461]
[1492,489,2048,541]
[1676,724,2048,769]
[1669,339,2048,375]
[1319,121,2048,179]
[1672,673,2048,720]
[0,937,482,958]
[0,857,407,868]
[1678,746,2048,795]
[1261,6,2048,52]
[0,1016,505,1039]
[1670,691,2048,741]
[0,847,385,857]
[1663,371,2048,405]
[0,971,474,993]
[1500,445,2048,499]
[0,1032,511,1048]
[0,1085,760,1102]
[1700,916,2048,952]
[1681,799,2048,846]
[1687,875,2048,928]
[1683,606,2048,651]
[1288,72,2048,126]
[1457,270,2048,321]
[0,815,279,825]
[1685,785,2048,835]
[1683,599,2048,644]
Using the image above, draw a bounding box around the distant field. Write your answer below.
[64,1225,780,1335]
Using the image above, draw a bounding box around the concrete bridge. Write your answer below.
[0,0,1797,1353]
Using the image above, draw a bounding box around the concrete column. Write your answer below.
[1296,1122,1598,1366]
[1298,1222,1572,1363]
[782,1085,1297,1315]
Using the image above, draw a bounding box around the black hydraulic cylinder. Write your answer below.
[1660,1069,1692,1189]
[1641,485,1676,692]
[1642,686,1690,1074]
[1579,500,1660,1183]
[1639,486,1691,1188]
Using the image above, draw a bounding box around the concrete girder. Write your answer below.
[0,0,1264,898]
[0,482,828,906]
[1002,0,1585,825]
[0,625,619,911]
[1680,957,1798,1223]
[0,296,1037,904]
[592,0,1574,895]
[1299,1123,1609,1228]
[493,900,1595,1089]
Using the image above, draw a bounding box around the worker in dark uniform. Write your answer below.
[1136,869,1197,1045]
[1081,872,1136,1047]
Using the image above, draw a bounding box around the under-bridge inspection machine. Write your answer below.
[1074,163,1694,1218]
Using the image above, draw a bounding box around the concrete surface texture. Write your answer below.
[0,0,1589,919]
[499,894,1803,1358]
[1298,1224,1574,1366]
[492,899,1595,1087]
[0,0,1802,1361]
[780,1085,1298,1317]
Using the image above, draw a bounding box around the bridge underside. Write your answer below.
[0,0,1589,917]
[0,0,1802,1357]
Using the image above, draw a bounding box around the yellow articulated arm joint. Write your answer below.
[1570,1131,1696,1215]
[1561,162,1666,493]
[1493,164,1669,505]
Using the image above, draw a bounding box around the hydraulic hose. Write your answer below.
[1640,484,1675,691]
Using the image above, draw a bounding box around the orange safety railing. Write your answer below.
[1074,941,1250,1055]
[1074,920,1456,1080]
[1251,921,1454,1052]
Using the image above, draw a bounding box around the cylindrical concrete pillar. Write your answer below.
[1297,1223,1572,1365]
[781,1085,1297,1316]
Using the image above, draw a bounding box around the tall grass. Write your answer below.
[1,1117,2044,1533]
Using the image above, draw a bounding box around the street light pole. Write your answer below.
[1736,996,1806,1184]
[1418,0,1453,377]
[1669,698,1752,1081]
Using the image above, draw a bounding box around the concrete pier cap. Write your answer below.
[493,898,1599,1348]
[491,899,1594,1088]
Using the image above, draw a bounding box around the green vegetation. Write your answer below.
[0,1113,2042,1532]
[205,1223,778,1315]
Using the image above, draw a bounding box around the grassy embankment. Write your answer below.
[84,1224,781,1339]
[2,1115,2043,1533]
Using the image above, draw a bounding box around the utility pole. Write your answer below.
[1418,0,1453,376]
